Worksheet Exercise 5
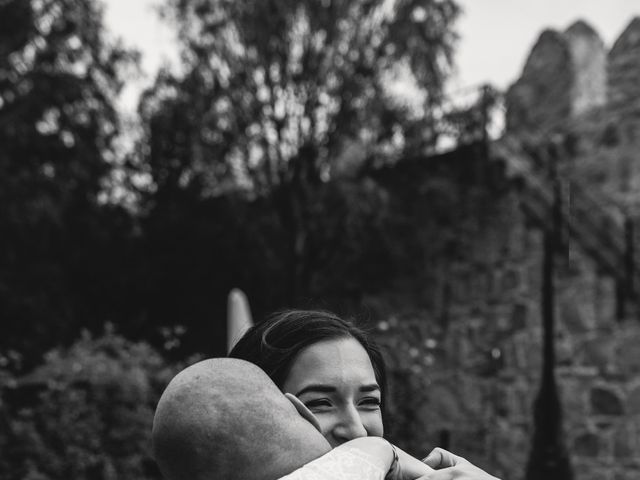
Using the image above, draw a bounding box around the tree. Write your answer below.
[0,0,136,367]
[0,328,187,480]
[141,0,461,301]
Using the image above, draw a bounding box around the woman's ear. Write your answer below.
[285,393,322,433]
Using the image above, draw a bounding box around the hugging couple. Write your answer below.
[153,310,501,480]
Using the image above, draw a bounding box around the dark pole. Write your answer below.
[525,175,573,480]
[616,213,634,321]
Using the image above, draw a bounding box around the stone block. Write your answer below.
[507,219,528,260]
[614,470,640,480]
[573,430,601,457]
[590,386,625,416]
[511,380,537,421]
[525,261,542,297]
[608,17,640,113]
[557,375,589,419]
[553,337,572,368]
[616,332,640,375]
[560,295,596,334]
[594,276,618,328]
[578,336,616,372]
[502,266,522,294]
[613,420,640,460]
[564,21,607,115]
[627,384,640,415]
[506,20,606,133]
[509,330,542,373]
[506,29,573,132]
[494,423,529,479]
[510,302,529,331]
[573,463,615,480]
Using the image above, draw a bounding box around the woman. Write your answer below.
[229,309,499,480]
[228,309,385,447]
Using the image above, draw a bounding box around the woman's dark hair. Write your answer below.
[228,309,387,415]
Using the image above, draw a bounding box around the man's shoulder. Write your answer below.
[279,445,386,480]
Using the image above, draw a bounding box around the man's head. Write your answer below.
[152,358,330,480]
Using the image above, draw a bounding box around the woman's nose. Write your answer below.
[332,406,368,443]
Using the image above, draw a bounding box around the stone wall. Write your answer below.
[505,29,574,133]
[505,20,607,134]
[365,146,544,478]
[366,17,640,480]
[608,17,640,114]
[565,21,607,116]
[555,247,640,480]
[506,16,640,212]
[369,149,640,479]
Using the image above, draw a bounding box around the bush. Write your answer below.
[0,328,193,480]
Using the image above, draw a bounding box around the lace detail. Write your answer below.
[280,446,387,480]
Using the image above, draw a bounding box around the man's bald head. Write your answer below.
[152,358,330,480]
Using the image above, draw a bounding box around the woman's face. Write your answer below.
[282,337,384,447]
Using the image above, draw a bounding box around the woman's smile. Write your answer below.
[282,337,384,447]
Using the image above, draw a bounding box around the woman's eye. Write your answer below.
[359,397,381,408]
[304,398,332,409]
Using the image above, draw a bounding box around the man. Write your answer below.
[152,358,499,480]
[152,358,433,480]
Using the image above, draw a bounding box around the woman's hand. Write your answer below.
[393,445,435,480]
[417,448,501,480]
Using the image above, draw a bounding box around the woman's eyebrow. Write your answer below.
[295,384,336,396]
[295,383,381,396]
[359,384,381,393]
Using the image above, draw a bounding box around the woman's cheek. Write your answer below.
[312,412,334,437]
[363,410,384,437]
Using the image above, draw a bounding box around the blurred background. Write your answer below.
[1,0,639,479]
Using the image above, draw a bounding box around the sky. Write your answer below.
[102,0,640,111]
[451,0,640,91]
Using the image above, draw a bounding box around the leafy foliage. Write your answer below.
[146,0,459,193]
[0,0,137,364]
[140,0,460,302]
[0,328,188,480]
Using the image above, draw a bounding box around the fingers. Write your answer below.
[394,444,434,479]
[418,450,501,480]
[415,471,454,480]
[416,466,497,480]
[422,447,468,469]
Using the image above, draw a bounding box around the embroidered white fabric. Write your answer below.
[279,446,387,480]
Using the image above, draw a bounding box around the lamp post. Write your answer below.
[525,169,573,480]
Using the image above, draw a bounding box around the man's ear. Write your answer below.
[285,393,322,433]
